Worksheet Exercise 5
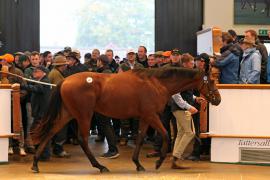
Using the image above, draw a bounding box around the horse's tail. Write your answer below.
[31,81,64,145]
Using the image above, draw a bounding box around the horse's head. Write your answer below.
[197,58,221,106]
[198,74,221,105]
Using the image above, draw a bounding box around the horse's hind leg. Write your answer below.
[76,112,109,173]
[132,120,149,171]
[32,107,71,173]
[149,115,169,170]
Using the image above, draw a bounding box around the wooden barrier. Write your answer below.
[0,84,21,138]
[0,84,21,162]
[11,85,21,139]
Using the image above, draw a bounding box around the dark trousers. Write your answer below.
[191,112,201,157]
[154,105,176,153]
[96,113,118,153]
[92,113,104,137]
[112,118,121,137]
[146,127,155,140]
[67,119,79,141]
[90,114,97,131]
[32,117,51,158]
[53,124,68,154]
[120,118,139,139]
[21,99,28,141]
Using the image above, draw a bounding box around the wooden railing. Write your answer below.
[0,84,21,139]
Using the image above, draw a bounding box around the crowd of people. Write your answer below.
[0,28,269,168]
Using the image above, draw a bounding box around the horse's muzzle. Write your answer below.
[210,94,221,106]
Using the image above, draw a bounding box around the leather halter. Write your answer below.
[198,75,218,101]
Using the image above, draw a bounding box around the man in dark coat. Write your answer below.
[137,46,148,68]
[118,49,144,145]
[63,52,88,77]
[62,52,89,145]
[105,49,119,73]
[20,66,51,160]
[95,55,120,159]
[105,49,121,138]
[84,49,100,72]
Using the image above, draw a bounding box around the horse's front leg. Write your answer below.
[132,120,149,171]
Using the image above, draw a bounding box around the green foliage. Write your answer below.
[74,0,154,51]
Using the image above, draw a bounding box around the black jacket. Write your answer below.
[220,43,242,57]
[21,76,51,120]
[137,56,149,68]
[170,90,194,112]
[84,59,98,72]
[109,59,119,73]
[63,62,89,77]
[255,40,269,84]
[97,66,112,74]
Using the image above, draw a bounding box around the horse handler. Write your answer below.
[170,54,205,169]
[13,65,52,160]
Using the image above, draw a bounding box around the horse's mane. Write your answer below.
[132,67,201,79]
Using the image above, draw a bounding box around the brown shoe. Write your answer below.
[146,151,160,158]
[171,162,190,169]
[119,138,128,146]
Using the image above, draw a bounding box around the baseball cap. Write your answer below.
[171,48,181,55]
[33,65,47,73]
[196,53,210,62]
[127,49,136,54]
[162,51,172,57]
[66,52,79,61]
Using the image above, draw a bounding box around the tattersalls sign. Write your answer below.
[239,139,270,147]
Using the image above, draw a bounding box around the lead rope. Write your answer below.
[0,71,57,87]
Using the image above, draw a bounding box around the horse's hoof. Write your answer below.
[136,166,145,172]
[100,167,110,173]
[155,160,162,170]
[31,166,39,173]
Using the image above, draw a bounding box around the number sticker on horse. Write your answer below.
[86,77,93,83]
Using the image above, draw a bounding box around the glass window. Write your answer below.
[40,0,154,61]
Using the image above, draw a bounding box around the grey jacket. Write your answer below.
[239,48,261,84]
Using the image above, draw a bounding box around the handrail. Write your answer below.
[0,84,12,89]
[0,133,20,138]
[200,133,270,139]
[216,84,270,89]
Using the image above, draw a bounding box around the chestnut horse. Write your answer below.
[31,67,221,173]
